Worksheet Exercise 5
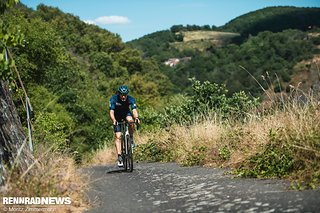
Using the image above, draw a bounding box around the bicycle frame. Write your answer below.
[117,121,134,172]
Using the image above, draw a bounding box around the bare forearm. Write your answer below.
[132,109,138,119]
[110,110,116,122]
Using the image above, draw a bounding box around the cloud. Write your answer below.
[84,16,131,25]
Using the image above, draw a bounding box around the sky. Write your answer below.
[20,0,320,42]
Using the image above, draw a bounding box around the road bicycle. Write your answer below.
[117,120,139,172]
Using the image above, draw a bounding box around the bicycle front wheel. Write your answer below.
[125,135,133,172]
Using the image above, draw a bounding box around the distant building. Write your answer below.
[164,58,180,67]
[164,57,191,67]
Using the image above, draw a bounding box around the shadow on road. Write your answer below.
[106,166,135,174]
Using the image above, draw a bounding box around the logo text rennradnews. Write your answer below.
[2,197,71,205]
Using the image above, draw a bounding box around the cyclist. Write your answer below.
[109,85,140,167]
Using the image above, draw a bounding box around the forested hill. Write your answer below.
[128,6,320,95]
[222,6,320,38]
[128,6,320,58]
[3,3,172,161]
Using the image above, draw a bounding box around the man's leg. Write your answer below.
[115,130,123,167]
[126,116,136,148]
[126,116,135,136]
[115,132,122,155]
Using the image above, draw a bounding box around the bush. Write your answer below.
[30,85,75,149]
[33,112,73,149]
[134,141,164,162]
[161,79,259,125]
[182,145,208,166]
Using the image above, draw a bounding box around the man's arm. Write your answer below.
[129,96,140,123]
[132,108,138,119]
[110,109,116,125]
[109,96,117,125]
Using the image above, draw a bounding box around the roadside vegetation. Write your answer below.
[132,80,320,189]
[0,145,89,212]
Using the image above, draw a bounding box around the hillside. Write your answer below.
[173,31,240,51]
[222,6,320,37]
[181,31,239,42]
[128,6,320,96]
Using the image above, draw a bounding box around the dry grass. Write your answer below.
[176,121,223,147]
[170,121,224,163]
[130,89,319,187]
[181,31,240,42]
[89,144,117,165]
[89,131,148,165]
[0,145,90,212]
[229,99,318,160]
[172,30,240,51]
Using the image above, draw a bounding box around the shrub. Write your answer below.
[134,141,163,162]
[182,145,208,166]
[162,79,259,125]
[33,112,73,149]
[219,146,231,161]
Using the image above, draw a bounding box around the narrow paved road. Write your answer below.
[84,162,320,213]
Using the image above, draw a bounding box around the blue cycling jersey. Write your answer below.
[109,94,137,121]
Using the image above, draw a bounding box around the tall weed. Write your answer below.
[134,87,320,189]
[0,145,89,212]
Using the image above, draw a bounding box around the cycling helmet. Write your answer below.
[118,85,129,95]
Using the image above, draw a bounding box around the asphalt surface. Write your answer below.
[84,162,320,213]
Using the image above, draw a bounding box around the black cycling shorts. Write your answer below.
[114,111,133,133]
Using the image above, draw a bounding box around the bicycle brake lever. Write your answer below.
[135,121,140,130]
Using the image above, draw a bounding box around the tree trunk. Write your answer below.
[0,80,33,186]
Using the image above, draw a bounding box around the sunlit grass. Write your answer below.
[131,87,320,189]
[0,145,89,212]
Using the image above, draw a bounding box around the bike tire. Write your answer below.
[125,135,133,172]
[122,135,128,171]
[128,147,133,172]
